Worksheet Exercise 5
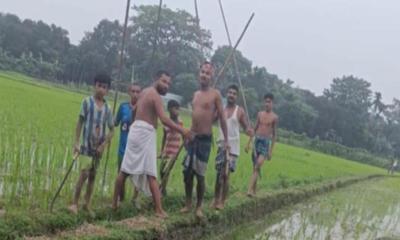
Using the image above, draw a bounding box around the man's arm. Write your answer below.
[154,95,188,136]
[269,115,278,159]
[104,127,115,146]
[216,91,228,148]
[74,117,83,155]
[239,108,254,154]
[245,112,259,153]
[97,110,115,155]
[238,107,253,136]
[114,104,122,127]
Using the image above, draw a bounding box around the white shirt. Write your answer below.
[218,105,240,156]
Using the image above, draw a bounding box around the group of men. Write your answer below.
[67,61,278,219]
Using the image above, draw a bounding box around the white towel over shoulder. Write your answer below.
[121,120,157,196]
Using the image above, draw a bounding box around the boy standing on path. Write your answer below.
[68,73,114,215]
[159,100,184,196]
[114,84,141,202]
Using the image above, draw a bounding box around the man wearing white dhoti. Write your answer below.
[121,120,157,196]
[112,70,190,219]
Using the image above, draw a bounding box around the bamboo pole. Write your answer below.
[101,0,131,194]
[217,0,251,124]
[213,13,255,88]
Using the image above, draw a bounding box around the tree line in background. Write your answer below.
[1,5,400,161]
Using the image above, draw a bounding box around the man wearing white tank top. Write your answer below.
[211,84,253,210]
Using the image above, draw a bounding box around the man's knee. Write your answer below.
[254,163,262,172]
[147,175,157,182]
[88,169,96,180]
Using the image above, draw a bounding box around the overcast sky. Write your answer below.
[2,0,399,103]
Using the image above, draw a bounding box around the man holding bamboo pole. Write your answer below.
[68,73,114,215]
[112,70,191,219]
[211,84,253,210]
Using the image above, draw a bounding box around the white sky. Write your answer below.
[1,0,399,103]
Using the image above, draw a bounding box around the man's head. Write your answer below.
[226,84,239,105]
[94,72,112,98]
[154,70,171,96]
[167,99,180,118]
[264,93,274,112]
[128,84,141,104]
[198,61,214,88]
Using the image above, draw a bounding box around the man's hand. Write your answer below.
[183,129,194,142]
[246,128,254,137]
[223,140,230,152]
[73,143,80,156]
[245,143,251,154]
[96,143,107,157]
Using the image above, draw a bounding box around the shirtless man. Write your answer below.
[245,93,278,197]
[181,61,228,218]
[112,70,190,218]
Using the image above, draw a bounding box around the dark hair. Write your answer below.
[167,99,180,110]
[200,61,214,69]
[94,72,112,87]
[264,93,274,100]
[154,70,171,80]
[228,84,239,93]
[129,84,141,90]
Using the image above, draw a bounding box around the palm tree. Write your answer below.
[372,92,387,118]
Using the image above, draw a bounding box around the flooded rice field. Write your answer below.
[213,177,400,240]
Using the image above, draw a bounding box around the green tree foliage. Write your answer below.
[126,5,212,83]
[1,8,400,161]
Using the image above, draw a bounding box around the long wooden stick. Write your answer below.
[101,0,131,194]
[217,0,251,124]
[213,12,255,88]
[194,0,204,57]
[217,150,231,201]
[159,143,185,194]
[49,153,79,212]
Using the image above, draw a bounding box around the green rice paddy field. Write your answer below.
[0,71,387,228]
[0,71,386,211]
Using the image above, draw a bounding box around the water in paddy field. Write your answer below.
[212,177,400,240]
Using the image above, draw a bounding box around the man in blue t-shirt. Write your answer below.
[114,84,141,201]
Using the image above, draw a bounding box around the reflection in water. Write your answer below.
[254,178,400,240]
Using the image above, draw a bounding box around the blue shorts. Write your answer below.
[252,136,271,165]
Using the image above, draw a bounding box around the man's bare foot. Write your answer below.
[180,206,192,214]
[155,210,168,219]
[83,204,95,218]
[0,209,6,217]
[215,202,224,210]
[111,202,119,211]
[195,207,204,218]
[209,199,217,209]
[68,204,78,215]
[247,191,255,198]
